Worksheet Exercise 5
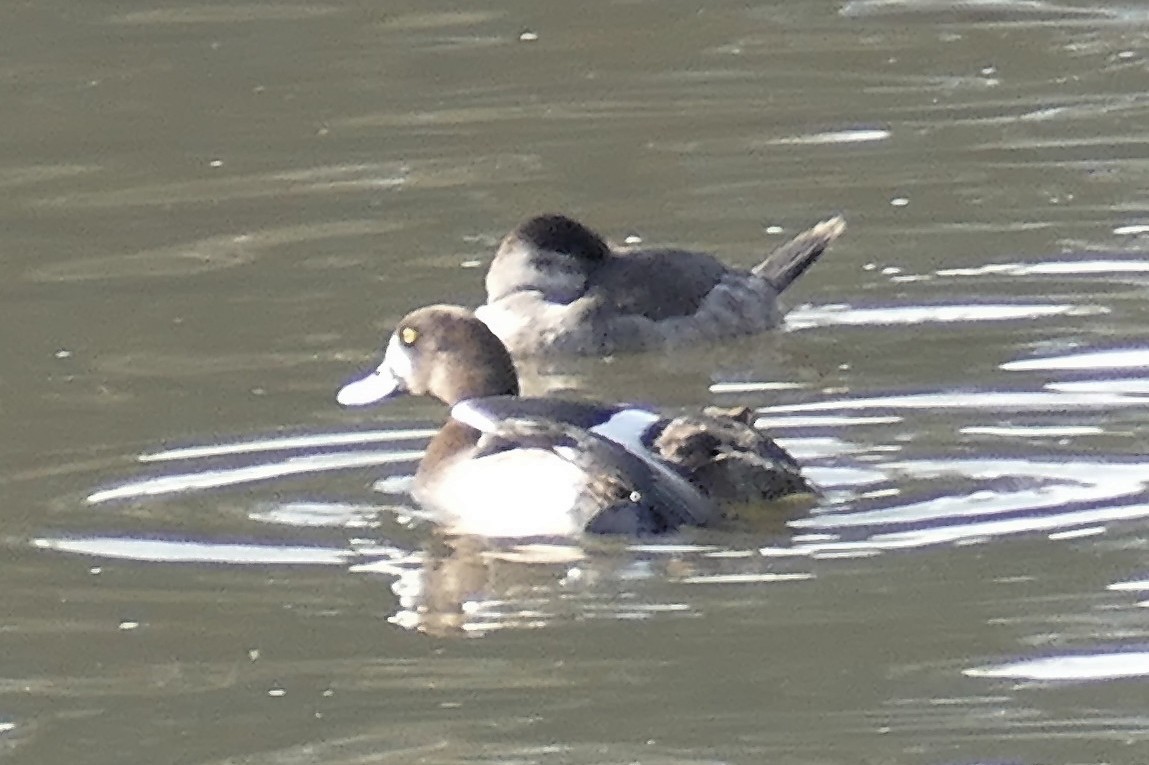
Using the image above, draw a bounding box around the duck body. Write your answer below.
[475,213,846,356]
[411,420,640,537]
[337,305,813,539]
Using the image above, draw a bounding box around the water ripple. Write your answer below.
[965,651,1149,682]
[760,389,1149,413]
[86,449,422,504]
[139,429,437,463]
[1002,348,1149,372]
[108,4,341,25]
[937,259,1149,278]
[786,302,1105,329]
[25,220,401,283]
[33,537,351,565]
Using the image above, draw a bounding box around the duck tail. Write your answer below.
[751,214,846,292]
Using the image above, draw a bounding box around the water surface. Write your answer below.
[4,0,1149,763]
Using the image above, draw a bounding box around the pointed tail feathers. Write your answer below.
[751,215,846,292]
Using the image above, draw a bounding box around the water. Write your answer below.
[4,0,1149,762]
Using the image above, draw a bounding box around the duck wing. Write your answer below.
[453,397,715,533]
[453,395,666,453]
[589,248,729,320]
[453,396,628,432]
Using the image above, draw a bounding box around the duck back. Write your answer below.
[589,248,730,320]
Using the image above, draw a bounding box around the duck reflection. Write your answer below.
[356,514,812,638]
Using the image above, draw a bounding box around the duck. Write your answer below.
[474,213,846,356]
[336,304,814,538]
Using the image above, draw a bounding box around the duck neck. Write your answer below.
[437,356,520,407]
[443,378,518,407]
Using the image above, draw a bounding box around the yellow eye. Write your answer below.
[399,326,419,346]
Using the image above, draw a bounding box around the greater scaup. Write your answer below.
[337,305,813,538]
[475,213,846,356]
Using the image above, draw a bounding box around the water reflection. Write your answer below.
[29,526,821,637]
[375,538,823,636]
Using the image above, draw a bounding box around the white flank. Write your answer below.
[427,449,587,538]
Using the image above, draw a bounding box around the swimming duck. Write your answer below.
[475,213,846,356]
[336,305,813,538]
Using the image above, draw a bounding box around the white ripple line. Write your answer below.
[760,391,1149,413]
[965,652,1149,681]
[1002,348,1149,372]
[140,429,437,462]
[87,450,424,504]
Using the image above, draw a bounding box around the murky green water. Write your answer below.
[4,0,1149,762]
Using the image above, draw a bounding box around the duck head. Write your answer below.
[484,214,609,304]
[337,305,520,408]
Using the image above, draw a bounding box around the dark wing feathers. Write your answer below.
[462,409,713,533]
[453,396,814,532]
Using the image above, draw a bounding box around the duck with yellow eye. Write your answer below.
[336,308,519,408]
[335,304,812,538]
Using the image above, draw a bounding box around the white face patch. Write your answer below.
[336,333,413,407]
[382,332,414,379]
